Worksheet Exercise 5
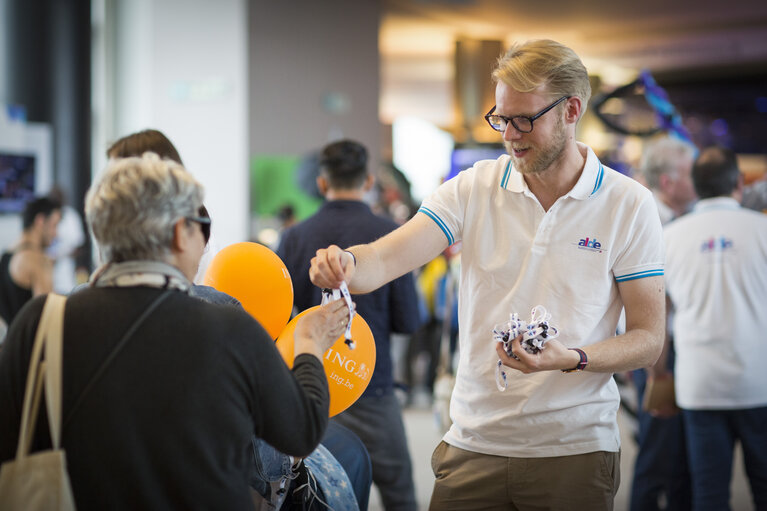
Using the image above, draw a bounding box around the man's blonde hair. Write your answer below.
[492,39,591,116]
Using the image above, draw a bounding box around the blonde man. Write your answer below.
[310,39,665,510]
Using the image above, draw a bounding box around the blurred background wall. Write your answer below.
[92,0,249,251]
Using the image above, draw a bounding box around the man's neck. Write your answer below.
[325,189,365,201]
[15,232,43,252]
[523,140,587,211]
[656,192,686,219]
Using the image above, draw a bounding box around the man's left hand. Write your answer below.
[495,336,581,373]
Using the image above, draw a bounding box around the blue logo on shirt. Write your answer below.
[701,236,733,252]
[576,237,605,253]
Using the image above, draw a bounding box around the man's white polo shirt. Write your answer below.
[419,143,664,457]
[664,198,767,410]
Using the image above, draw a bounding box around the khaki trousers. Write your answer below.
[429,441,620,511]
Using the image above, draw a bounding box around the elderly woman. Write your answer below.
[0,153,350,509]
[102,129,372,510]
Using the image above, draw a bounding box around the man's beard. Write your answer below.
[505,116,567,175]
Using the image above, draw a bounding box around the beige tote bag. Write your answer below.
[0,294,76,510]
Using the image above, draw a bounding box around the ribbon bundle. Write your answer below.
[321,281,356,349]
[491,306,559,391]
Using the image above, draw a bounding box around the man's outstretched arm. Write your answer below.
[309,212,448,294]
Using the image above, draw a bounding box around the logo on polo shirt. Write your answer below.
[575,237,605,253]
[701,236,733,253]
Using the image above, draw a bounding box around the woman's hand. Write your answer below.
[294,297,354,360]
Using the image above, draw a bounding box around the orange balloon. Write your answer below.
[203,242,293,339]
[276,306,376,417]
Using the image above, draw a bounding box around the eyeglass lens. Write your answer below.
[486,112,532,133]
[485,96,568,134]
[196,206,211,244]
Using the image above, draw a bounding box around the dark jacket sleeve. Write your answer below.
[388,270,421,334]
[238,312,329,457]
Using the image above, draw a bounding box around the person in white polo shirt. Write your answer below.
[663,146,767,511]
[309,39,666,510]
[630,136,697,511]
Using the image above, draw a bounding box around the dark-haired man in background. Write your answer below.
[278,139,421,511]
[0,196,61,328]
[663,146,767,511]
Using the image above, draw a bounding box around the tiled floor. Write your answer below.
[367,400,755,511]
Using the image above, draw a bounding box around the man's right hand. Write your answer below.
[309,245,355,290]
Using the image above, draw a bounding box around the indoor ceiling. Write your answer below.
[381,0,767,74]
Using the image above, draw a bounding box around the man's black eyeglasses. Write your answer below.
[484,96,570,134]
[186,205,211,244]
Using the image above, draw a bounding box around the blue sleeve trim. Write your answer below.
[418,207,454,245]
[615,269,664,282]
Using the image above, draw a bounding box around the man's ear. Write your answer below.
[316,175,329,196]
[735,172,745,195]
[658,173,673,193]
[362,173,375,192]
[564,96,582,124]
[33,213,46,230]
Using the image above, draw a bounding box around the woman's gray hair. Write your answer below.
[86,152,204,263]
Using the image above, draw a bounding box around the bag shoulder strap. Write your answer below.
[44,294,67,449]
[15,293,66,458]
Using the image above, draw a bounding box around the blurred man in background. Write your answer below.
[630,136,697,511]
[0,196,61,328]
[279,139,421,511]
[640,137,698,223]
[47,186,86,294]
[663,146,767,511]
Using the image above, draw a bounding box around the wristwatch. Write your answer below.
[562,348,588,373]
